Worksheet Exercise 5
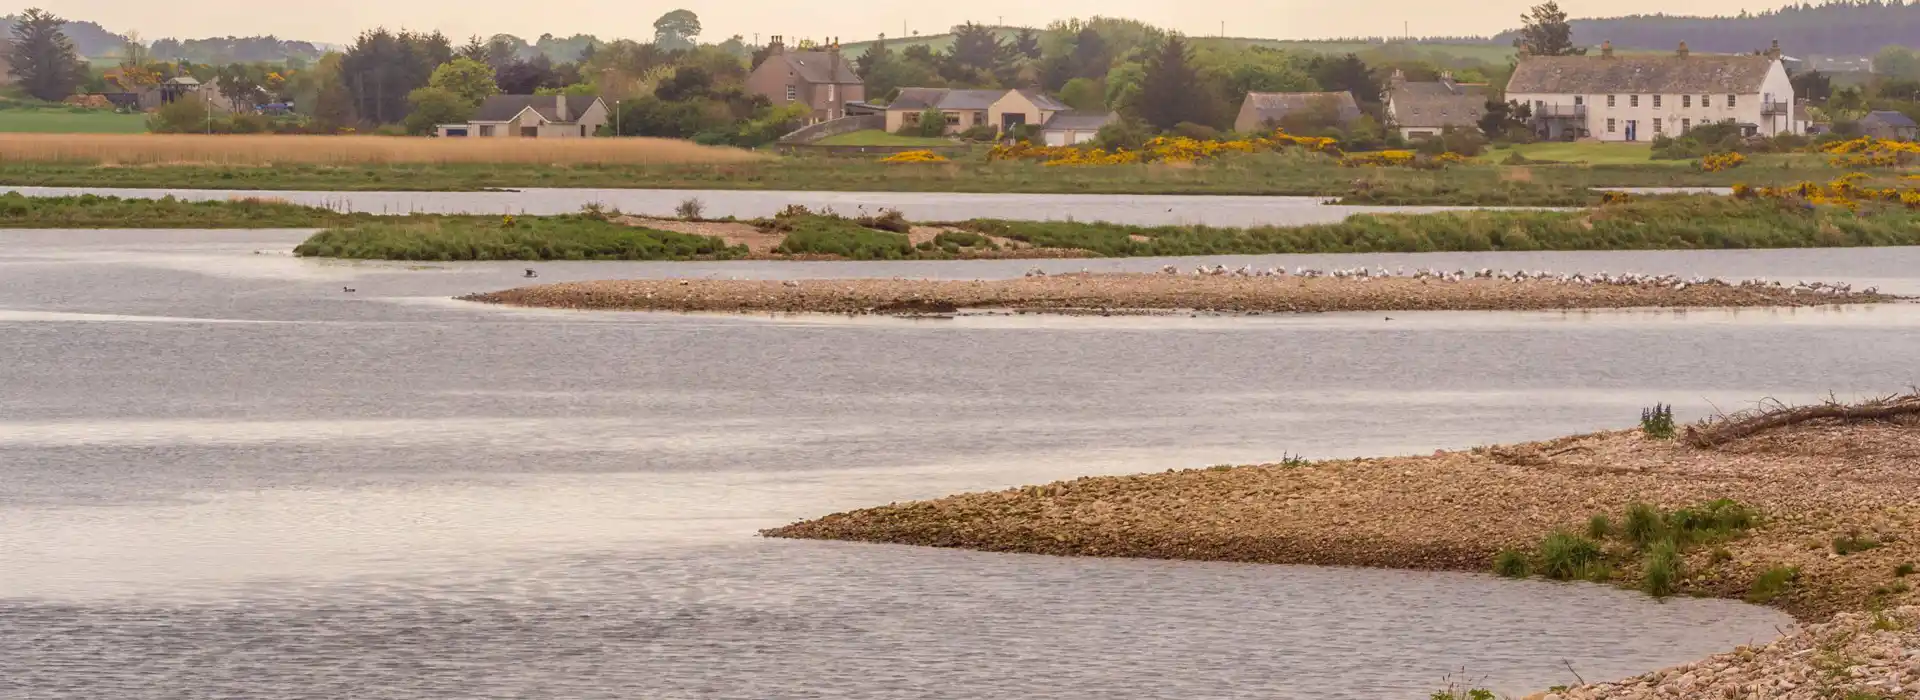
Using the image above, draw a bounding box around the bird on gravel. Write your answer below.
[524,268,538,278]
[342,286,356,293]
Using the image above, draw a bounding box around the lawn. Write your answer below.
[1483,142,1661,165]
[0,109,149,134]
[814,130,955,147]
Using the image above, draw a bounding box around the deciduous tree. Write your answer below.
[654,10,701,52]
[430,57,499,105]
[402,86,470,134]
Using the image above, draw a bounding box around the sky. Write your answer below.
[36,1,1795,45]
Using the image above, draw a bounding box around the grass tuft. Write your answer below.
[1746,565,1800,603]
[1537,531,1605,581]
[1623,503,1668,548]
[1896,562,1916,578]
[1493,549,1530,578]
[1641,539,1685,597]
[1641,403,1677,439]
[1586,514,1613,540]
[1833,532,1882,555]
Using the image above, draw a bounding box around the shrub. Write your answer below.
[856,207,911,233]
[1640,403,1676,439]
[956,124,999,142]
[1746,566,1799,603]
[1172,121,1222,142]
[1833,532,1882,555]
[897,107,949,138]
[1093,117,1153,151]
[1896,562,1916,577]
[1586,514,1613,539]
[1537,531,1604,581]
[1623,503,1668,548]
[1641,539,1684,597]
[676,197,706,220]
[1666,499,1758,542]
[1494,549,1530,578]
[772,214,916,259]
[932,230,989,248]
[293,217,745,261]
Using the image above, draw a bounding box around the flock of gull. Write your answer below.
[1018,265,1875,296]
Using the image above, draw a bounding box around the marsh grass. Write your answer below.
[1833,533,1883,555]
[1503,499,1762,599]
[1586,514,1613,539]
[294,216,746,261]
[1642,540,1685,597]
[0,191,355,228]
[1641,403,1677,439]
[1747,565,1800,603]
[1537,531,1606,581]
[1896,562,1916,577]
[1494,549,1530,578]
[770,213,916,259]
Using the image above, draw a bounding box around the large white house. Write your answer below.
[1505,41,1799,142]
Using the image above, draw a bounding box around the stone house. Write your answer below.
[883,88,1070,134]
[745,37,865,123]
[1385,72,1490,140]
[1232,92,1361,134]
[1505,41,1799,142]
[1859,110,1918,141]
[437,95,609,138]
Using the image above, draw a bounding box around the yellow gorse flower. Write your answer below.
[881,150,950,163]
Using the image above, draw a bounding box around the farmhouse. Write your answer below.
[884,88,1070,135]
[1506,41,1798,142]
[745,37,865,123]
[437,95,609,138]
[1385,72,1489,140]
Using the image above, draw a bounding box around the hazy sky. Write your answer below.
[41,1,1788,44]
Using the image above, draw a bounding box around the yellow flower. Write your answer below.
[881,150,950,163]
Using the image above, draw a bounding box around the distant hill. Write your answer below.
[839,27,1515,65]
[1493,1,1920,57]
[1,15,128,58]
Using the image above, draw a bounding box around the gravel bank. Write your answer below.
[457,274,1898,315]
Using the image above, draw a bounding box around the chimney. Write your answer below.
[769,35,785,55]
[1390,68,1406,86]
[1601,40,1614,58]
[1766,39,1782,61]
[828,37,840,56]
[1440,69,1454,83]
[1677,41,1690,58]
[556,94,569,123]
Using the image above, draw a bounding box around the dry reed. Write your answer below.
[0,134,768,166]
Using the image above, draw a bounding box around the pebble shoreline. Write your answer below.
[457,273,1899,315]
[765,416,1920,698]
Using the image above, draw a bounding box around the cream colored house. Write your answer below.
[884,88,1069,134]
[1385,72,1489,140]
[438,95,610,138]
[1506,41,1798,142]
[1037,112,1117,145]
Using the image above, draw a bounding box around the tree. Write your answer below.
[495,54,558,94]
[1012,28,1042,60]
[1793,69,1833,102]
[340,28,452,124]
[430,57,499,105]
[949,22,1011,81]
[654,65,713,101]
[7,8,85,101]
[307,53,356,131]
[1069,26,1110,80]
[215,63,268,111]
[1137,35,1211,130]
[1310,53,1381,105]
[1059,77,1105,111]
[654,10,702,52]
[1514,1,1585,56]
[403,86,471,135]
[457,35,490,63]
[1478,99,1532,139]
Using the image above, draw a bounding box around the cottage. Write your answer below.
[884,88,1069,135]
[1037,111,1116,146]
[1505,40,1799,142]
[439,95,609,138]
[1385,72,1489,140]
[745,37,865,123]
[1858,110,1918,141]
[1233,92,1360,134]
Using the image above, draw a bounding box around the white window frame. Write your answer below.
[1606,118,1617,133]
[827,84,837,102]
[1653,95,1662,108]
[785,84,797,102]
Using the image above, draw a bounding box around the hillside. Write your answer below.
[1,15,127,58]
[839,27,1514,65]
[1493,1,1920,56]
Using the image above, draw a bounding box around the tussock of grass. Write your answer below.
[1896,562,1916,577]
[1493,549,1530,578]
[770,214,915,259]
[294,216,746,261]
[1747,565,1800,603]
[1834,533,1883,555]
[1642,539,1685,597]
[1623,503,1668,548]
[1538,531,1606,581]
[1586,514,1613,539]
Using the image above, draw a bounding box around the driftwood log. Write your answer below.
[1685,393,1920,448]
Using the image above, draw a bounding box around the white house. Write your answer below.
[437,95,609,138]
[1505,41,1799,142]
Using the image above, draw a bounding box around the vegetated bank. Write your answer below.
[765,394,1920,698]
[458,273,1893,316]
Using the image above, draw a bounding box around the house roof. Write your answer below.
[1862,110,1919,129]
[1390,80,1489,128]
[474,95,603,123]
[1506,54,1777,95]
[888,88,1059,112]
[1239,91,1362,126]
[772,51,861,84]
[1041,111,1117,131]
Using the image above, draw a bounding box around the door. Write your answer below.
[1625,120,1638,142]
[1002,113,1026,131]
[1043,131,1067,147]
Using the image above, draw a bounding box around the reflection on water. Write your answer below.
[7,233,1911,698]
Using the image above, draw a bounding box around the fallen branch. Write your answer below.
[1685,393,1920,448]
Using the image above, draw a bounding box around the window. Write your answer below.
[1653,95,1662,108]
[1653,118,1663,133]
[904,112,919,124]
[1630,95,1639,107]
[1682,118,1691,131]
[1607,95,1616,107]
[1574,96,1584,106]
[1683,95,1692,108]
[580,125,587,137]
[1701,95,1711,107]
[1607,118,1617,133]
[944,113,961,126]
[478,125,494,137]
[1726,94,1736,107]
[827,84,837,102]
[521,126,538,138]
[785,84,796,102]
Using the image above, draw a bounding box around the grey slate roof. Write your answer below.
[1017,89,1070,112]
[1390,80,1489,128]
[774,51,861,84]
[1862,110,1918,129]
[1506,54,1776,95]
[474,95,602,123]
[1040,111,1117,131]
[1239,92,1362,125]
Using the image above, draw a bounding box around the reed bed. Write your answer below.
[0,133,768,166]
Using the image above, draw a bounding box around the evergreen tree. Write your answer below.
[1137,35,1211,130]
[1515,1,1586,56]
[1013,28,1042,60]
[7,8,85,101]
[1070,26,1110,79]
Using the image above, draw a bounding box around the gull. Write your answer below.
[524,268,538,278]
[342,286,356,293]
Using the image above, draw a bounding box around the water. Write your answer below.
[2,186,1511,226]
[15,230,1920,698]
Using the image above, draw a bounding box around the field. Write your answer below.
[1482,142,1663,165]
[813,130,954,147]
[0,133,767,166]
[0,108,148,134]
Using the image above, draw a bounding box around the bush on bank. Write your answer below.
[294,216,746,261]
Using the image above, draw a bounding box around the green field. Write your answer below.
[1483,142,1662,165]
[814,130,954,146]
[0,109,148,134]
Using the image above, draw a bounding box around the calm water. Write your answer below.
[14,230,1920,698]
[2,185,1508,226]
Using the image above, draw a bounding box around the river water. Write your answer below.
[0,185,1510,226]
[12,230,1920,699]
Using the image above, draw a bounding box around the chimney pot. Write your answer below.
[556,94,568,122]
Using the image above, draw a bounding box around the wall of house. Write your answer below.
[1042,129,1099,146]
[989,92,1051,132]
[1510,62,1798,142]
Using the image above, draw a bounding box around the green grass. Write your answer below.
[769,213,916,259]
[0,108,148,134]
[1485,142,1661,166]
[1833,533,1882,555]
[814,130,954,147]
[0,149,1879,198]
[1537,531,1605,582]
[0,192,356,227]
[1896,562,1916,577]
[1747,565,1800,603]
[1641,539,1685,597]
[292,216,746,261]
[1493,549,1530,578]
